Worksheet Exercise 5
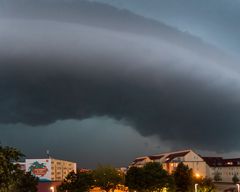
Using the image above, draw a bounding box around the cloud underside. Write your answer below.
[1,20,240,152]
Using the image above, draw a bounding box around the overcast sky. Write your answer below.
[0,0,240,168]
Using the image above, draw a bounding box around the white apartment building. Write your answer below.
[203,157,240,183]
[26,158,77,181]
[130,149,208,178]
[130,149,240,183]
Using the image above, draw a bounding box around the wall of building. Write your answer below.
[51,158,77,181]
[26,159,52,181]
[26,158,76,181]
[210,166,240,182]
[162,151,208,178]
[184,151,208,178]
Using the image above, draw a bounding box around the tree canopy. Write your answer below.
[197,177,216,192]
[58,170,94,192]
[0,146,38,192]
[93,165,123,192]
[173,162,193,192]
[126,162,175,192]
[232,174,239,184]
[125,166,145,192]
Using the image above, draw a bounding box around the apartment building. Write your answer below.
[26,158,77,181]
[130,149,240,183]
[130,149,208,178]
[203,157,240,182]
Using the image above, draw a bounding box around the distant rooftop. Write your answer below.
[131,149,193,166]
[202,157,240,167]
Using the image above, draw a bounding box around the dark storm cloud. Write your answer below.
[0,0,240,152]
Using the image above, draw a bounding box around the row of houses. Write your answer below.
[129,149,240,183]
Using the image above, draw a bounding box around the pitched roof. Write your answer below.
[148,155,164,160]
[133,157,146,163]
[202,157,224,167]
[202,157,240,167]
[165,151,190,163]
[130,149,197,167]
[223,158,240,166]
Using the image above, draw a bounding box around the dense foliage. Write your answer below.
[93,165,123,192]
[197,177,216,192]
[232,174,239,184]
[58,170,94,192]
[0,146,38,192]
[126,162,175,192]
[58,165,123,192]
[125,166,145,191]
[173,162,194,192]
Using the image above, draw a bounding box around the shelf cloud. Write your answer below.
[0,0,240,153]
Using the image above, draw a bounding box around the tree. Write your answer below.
[0,145,38,192]
[58,170,94,192]
[126,162,175,192]
[125,166,145,192]
[197,178,216,192]
[173,162,194,192]
[213,172,222,182]
[93,165,123,192]
[15,171,39,192]
[232,174,239,184]
[143,162,175,192]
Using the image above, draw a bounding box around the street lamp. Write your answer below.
[194,183,198,192]
[236,183,240,192]
[50,186,54,192]
[195,173,200,178]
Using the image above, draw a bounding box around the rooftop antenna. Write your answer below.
[46,149,50,158]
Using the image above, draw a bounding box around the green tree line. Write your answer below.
[59,162,216,192]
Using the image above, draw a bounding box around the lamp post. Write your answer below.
[236,184,240,192]
[50,186,55,192]
[194,173,200,192]
[194,183,198,192]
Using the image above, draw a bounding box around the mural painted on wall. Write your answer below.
[26,159,51,181]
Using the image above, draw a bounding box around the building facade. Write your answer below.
[130,149,240,183]
[203,157,240,182]
[26,158,76,181]
[130,149,208,178]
